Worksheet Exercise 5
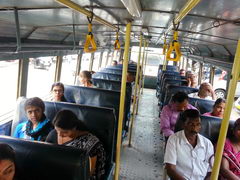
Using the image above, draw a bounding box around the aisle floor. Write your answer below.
[120,89,165,180]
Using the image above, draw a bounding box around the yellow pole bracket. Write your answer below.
[84,23,97,53]
[166,31,182,61]
[114,31,121,50]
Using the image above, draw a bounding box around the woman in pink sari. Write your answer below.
[221,118,240,179]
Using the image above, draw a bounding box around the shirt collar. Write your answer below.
[180,130,204,148]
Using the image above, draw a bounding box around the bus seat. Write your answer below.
[163,85,199,107]
[12,99,116,179]
[0,135,89,180]
[92,72,122,81]
[0,120,12,136]
[100,68,136,75]
[64,85,130,132]
[188,97,215,114]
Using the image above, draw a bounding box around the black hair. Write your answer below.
[53,110,88,132]
[181,109,200,123]
[172,92,189,103]
[213,98,226,107]
[24,97,45,112]
[0,143,15,163]
[51,82,65,92]
[80,70,92,83]
[227,118,240,141]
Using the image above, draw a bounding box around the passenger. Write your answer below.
[13,97,53,141]
[189,82,216,100]
[50,82,67,102]
[111,60,118,66]
[46,110,106,179]
[187,72,198,88]
[127,71,136,83]
[164,109,214,180]
[179,69,186,76]
[0,144,17,180]
[79,70,95,88]
[221,118,240,179]
[160,92,196,138]
[203,98,226,118]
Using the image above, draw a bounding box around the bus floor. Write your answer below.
[120,88,164,180]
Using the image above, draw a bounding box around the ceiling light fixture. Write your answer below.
[120,0,142,18]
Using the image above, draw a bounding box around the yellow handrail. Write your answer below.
[210,39,240,180]
[141,43,149,94]
[166,31,182,61]
[114,22,132,180]
[114,31,121,50]
[163,38,167,55]
[84,23,97,53]
[128,34,143,146]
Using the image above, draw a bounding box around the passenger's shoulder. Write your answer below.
[198,133,213,146]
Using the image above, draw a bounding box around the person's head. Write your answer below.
[24,97,45,123]
[0,144,16,180]
[230,118,240,142]
[53,110,88,138]
[198,82,213,98]
[182,109,201,135]
[189,73,197,86]
[179,69,186,76]
[172,92,189,112]
[127,72,136,83]
[51,82,65,102]
[79,71,92,86]
[112,60,118,66]
[119,59,123,64]
[212,98,226,118]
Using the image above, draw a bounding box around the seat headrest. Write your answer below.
[188,97,215,114]
[0,136,89,180]
[92,72,122,81]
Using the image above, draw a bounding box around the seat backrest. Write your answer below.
[163,85,199,106]
[92,72,122,81]
[0,135,89,180]
[188,97,215,114]
[12,99,116,170]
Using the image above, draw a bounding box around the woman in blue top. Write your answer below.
[13,97,53,141]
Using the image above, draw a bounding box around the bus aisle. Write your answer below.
[120,88,164,180]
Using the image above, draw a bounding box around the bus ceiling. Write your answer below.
[0,0,239,62]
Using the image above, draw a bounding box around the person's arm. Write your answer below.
[208,84,216,100]
[165,163,185,180]
[204,172,211,180]
[221,157,240,180]
[160,106,174,137]
[89,156,97,175]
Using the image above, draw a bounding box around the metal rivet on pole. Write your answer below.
[114,22,132,180]
[210,39,240,180]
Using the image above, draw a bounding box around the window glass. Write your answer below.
[101,51,108,69]
[81,53,91,71]
[92,52,100,72]
[213,67,227,99]
[0,60,18,115]
[27,56,56,99]
[61,55,78,85]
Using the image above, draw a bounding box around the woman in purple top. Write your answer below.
[160,92,196,138]
[203,98,225,118]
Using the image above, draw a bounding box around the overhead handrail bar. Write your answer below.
[55,0,125,34]
[210,39,240,180]
[156,0,201,44]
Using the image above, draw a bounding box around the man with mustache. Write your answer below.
[164,109,214,180]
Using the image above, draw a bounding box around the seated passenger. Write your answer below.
[50,82,67,102]
[164,109,214,180]
[13,97,53,141]
[0,144,17,180]
[221,118,240,179]
[111,60,118,66]
[79,70,95,88]
[179,69,186,76]
[160,92,196,138]
[186,72,198,88]
[203,98,225,118]
[189,82,216,100]
[46,110,106,179]
[127,72,136,83]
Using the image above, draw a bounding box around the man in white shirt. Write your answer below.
[189,82,216,100]
[164,109,214,180]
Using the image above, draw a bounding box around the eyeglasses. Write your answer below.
[53,89,63,93]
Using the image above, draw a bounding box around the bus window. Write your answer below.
[92,52,100,71]
[27,56,56,98]
[0,60,18,115]
[81,53,91,70]
[61,55,78,85]
[101,52,108,68]
[213,67,227,99]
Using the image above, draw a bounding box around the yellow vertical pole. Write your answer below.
[141,45,148,94]
[162,54,167,70]
[128,34,143,146]
[210,39,240,180]
[135,39,146,115]
[114,22,131,180]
